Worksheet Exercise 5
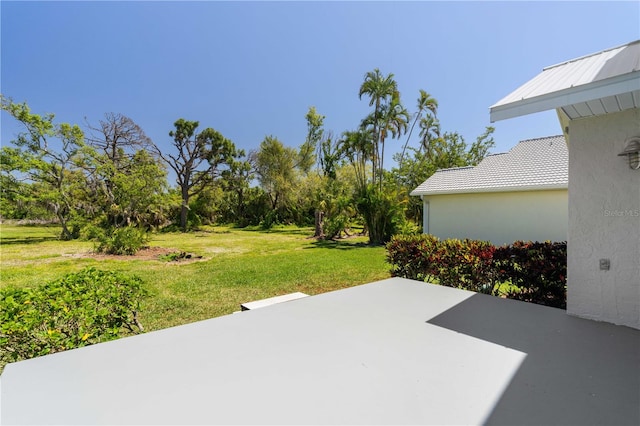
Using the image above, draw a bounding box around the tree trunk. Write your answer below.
[58,214,73,240]
[180,186,190,232]
[314,209,325,239]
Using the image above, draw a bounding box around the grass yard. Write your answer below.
[0,223,391,332]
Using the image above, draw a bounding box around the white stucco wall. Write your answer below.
[567,108,640,329]
[422,189,568,246]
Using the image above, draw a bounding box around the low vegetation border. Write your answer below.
[386,234,567,309]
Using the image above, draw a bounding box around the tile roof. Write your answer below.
[490,40,640,122]
[411,135,568,196]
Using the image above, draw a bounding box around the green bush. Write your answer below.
[432,239,497,293]
[386,234,440,281]
[386,236,566,308]
[0,267,146,367]
[95,227,149,255]
[493,241,567,309]
[357,185,406,244]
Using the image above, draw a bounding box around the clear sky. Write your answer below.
[2,1,639,178]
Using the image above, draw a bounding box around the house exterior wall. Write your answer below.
[567,108,640,329]
[422,190,568,246]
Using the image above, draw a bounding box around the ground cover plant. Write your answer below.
[1,268,145,367]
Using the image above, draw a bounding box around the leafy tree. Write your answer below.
[85,113,168,229]
[1,96,87,239]
[105,150,169,228]
[392,126,495,225]
[318,165,358,239]
[155,119,238,232]
[217,153,256,226]
[299,107,331,237]
[254,136,297,217]
[299,106,325,175]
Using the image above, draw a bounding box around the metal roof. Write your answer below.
[411,135,568,196]
[2,278,639,425]
[490,40,640,122]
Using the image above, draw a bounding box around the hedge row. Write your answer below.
[0,267,146,368]
[386,235,566,309]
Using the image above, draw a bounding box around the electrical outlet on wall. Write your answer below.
[599,259,610,271]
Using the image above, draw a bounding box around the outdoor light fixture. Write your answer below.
[618,137,640,170]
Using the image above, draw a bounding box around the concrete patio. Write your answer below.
[1,277,639,425]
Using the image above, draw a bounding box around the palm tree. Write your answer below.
[400,90,438,163]
[418,115,441,160]
[338,129,374,190]
[378,92,410,181]
[358,69,398,184]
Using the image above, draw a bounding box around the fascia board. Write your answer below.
[490,71,640,122]
[411,184,568,197]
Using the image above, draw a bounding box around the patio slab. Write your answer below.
[1,277,638,425]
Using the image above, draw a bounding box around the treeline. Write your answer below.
[1,69,495,245]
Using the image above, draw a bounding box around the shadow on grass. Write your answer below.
[239,227,313,237]
[305,239,381,251]
[0,236,59,245]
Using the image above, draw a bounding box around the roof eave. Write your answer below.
[411,183,568,197]
[489,71,640,122]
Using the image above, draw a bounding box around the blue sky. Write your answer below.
[2,1,639,179]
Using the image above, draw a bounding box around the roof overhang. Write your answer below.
[490,40,640,123]
[411,183,568,197]
[490,72,640,122]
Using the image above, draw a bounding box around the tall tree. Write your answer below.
[218,152,253,224]
[254,135,297,213]
[338,129,374,192]
[86,112,153,169]
[358,68,400,186]
[1,96,87,239]
[377,92,410,173]
[85,113,166,228]
[298,106,325,175]
[155,119,238,232]
[400,90,439,162]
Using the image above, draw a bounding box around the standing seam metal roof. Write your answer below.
[410,135,568,196]
[490,40,640,122]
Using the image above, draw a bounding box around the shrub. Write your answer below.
[260,209,280,230]
[386,236,566,308]
[432,239,497,294]
[0,267,146,367]
[387,234,440,281]
[494,241,567,309]
[95,227,149,255]
[357,185,406,244]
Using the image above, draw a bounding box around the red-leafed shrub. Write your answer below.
[386,235,567,309]
[493,241,567,309]
[387,235,497,293]
[432,239,497,294]
[386,234,440,282]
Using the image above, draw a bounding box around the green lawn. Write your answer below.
[0,223,390,332]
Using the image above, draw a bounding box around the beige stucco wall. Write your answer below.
[567,108,640,329]
[422,189,568,246]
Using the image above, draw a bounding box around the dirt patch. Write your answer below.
[66,247,206,263]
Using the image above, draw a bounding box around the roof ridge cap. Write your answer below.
[518,135,565,143]
[435,165,474,173]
